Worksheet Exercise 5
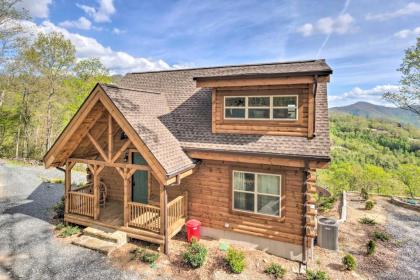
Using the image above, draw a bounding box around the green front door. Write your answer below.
[132,153,148,204]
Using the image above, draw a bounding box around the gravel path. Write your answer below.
[0,160,143,280]
[379,202,420,280]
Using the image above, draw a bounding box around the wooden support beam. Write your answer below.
[108,113,113,161]
[123,169,129,226]
[87,132,109,162]
[69,158,149,171]
[111,139,131,163]
[64,161,74,214]
[159,184,169,254]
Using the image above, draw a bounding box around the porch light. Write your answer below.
[123,151,129,163]
[120,131,128,140]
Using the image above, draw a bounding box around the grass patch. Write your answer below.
[58,225,80,238]
[264,263,286,279]
[306,269,329,280]
[359,217,377,225]
[182,240,208,268]
[131,248,160,264]
[372,231,390,242]
[225,247,245,274]
[44,178,64,184]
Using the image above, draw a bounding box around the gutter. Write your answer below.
[193,70,332,81]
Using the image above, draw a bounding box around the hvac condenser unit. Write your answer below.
[317,217,339,251]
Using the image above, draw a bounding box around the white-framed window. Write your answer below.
[232,170,281,217]
[224,95,298,120]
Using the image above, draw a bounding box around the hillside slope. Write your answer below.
[330,102,420,127]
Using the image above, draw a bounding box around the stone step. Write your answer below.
[71,235,118,255]
[83,225,127,245]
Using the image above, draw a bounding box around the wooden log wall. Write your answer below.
[171,160,306,245]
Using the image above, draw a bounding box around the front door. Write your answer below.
[132,152,148,204]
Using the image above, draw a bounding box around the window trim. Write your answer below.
[231,170,282,217]
[224,95,298,121]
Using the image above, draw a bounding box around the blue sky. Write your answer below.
[18,0,420,107]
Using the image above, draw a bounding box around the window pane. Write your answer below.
[244,173,255,191]
[257,195,280,216]
[225,108,245,118]
[234,192,254,212]
[248,97,270,107]
[248,109,270,119]
[225,97,245,107]
[257,174,280,195]
[273,96,297,107]
[273,108,296,119]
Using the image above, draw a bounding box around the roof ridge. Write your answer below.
[101,83,163,95]
[127,59,327,75]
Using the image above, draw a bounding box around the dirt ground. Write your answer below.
[57,192,417,280]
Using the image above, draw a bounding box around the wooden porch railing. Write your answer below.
[69,191,94,217]
[128,202,161,233]
[168,192,188,232]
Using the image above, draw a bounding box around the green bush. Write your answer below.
[342,254,356,271]
[365,200,375,210]
[359,217,376,225]
[367,240,376,256]
[264,263,286,279]
[52,196,65,220]
[360,188,369,200]
[182,240,208,268]
[373,231,390,242]
[142,251,159,264]
[306,269,329,280]
[225,247,245,274]
[318,196,337,212]
[55,222,65,230]
[58,225,80,237]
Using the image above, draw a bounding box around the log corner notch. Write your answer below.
[302,160,317,264]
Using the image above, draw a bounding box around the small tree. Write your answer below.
[384,37,419,115]
[397,164,420,198]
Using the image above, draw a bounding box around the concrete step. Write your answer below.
[83,225,127,245]
[71,235,118,255]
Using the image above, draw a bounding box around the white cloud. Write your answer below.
[366,2,420,21]
[394,26,420,38]
[59,17,92,30]
[329,85,399,106]
[297,13,355,36]
[21,20,172,74]
[76,0,116,23]
[112,28,124,34]
[16,0,52,18]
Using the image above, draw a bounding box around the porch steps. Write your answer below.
[83,225,127,245]
[72,235,118,255]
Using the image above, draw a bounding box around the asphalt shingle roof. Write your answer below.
[101,59,331,176]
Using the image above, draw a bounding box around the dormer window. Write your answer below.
[224,95,298,120]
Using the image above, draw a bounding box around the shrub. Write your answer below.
[49,178,64,184]
[264,263,286,279]
[373,231,390,242]
[52,196,65,220]
[306,269,329,280]
[142,251,159,264]
[225,247,245,274]
[359,217,376,225]
[182,240,208,268]
[342,254,356,271]
[367,240,376,256]
[55,222,65,230]
[365,200,375,210]
[58,225,80,237]
[318,196,337,212]
[360,188,369,200]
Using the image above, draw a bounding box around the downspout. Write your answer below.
[302,160,309,266]
[312,75,318,137]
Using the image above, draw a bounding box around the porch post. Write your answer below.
[160,184,169,254]
[64,162,71,214]
[123,171,129,226]
[92,165,104,220]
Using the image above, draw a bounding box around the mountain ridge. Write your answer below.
[329,101,419,127]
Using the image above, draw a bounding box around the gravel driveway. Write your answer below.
[0,160,143,280]
[379,202,420,280]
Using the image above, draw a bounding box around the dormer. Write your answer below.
[194,65,331,138]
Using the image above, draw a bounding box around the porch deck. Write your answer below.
[65,193,188,245]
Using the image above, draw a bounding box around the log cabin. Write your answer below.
[43,59,332,262]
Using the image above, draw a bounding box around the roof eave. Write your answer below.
[192,70,333,81]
